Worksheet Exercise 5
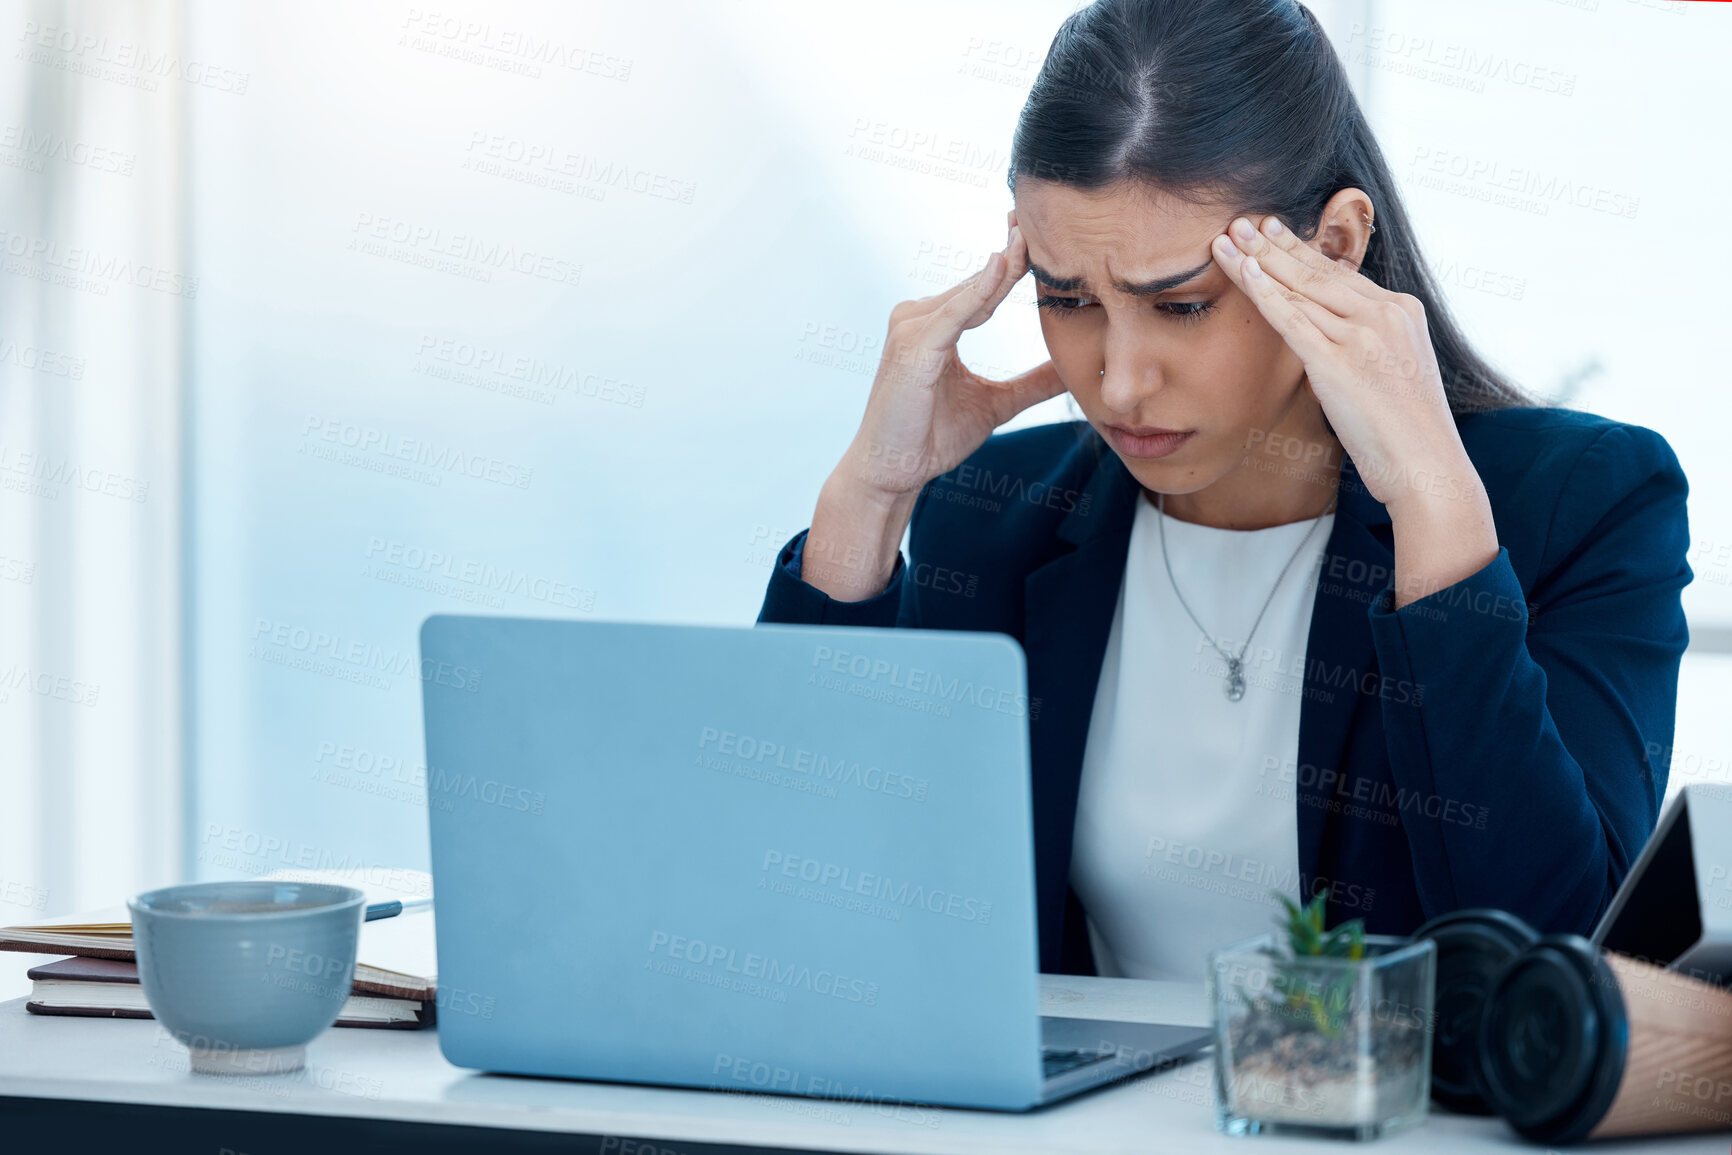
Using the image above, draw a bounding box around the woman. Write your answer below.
[757,0,1691,982]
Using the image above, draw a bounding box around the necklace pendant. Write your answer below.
[1224,657,1246,702]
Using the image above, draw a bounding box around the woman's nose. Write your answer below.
[1099,361,1163,413]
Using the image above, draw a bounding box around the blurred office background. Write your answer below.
[1,0,1727,997]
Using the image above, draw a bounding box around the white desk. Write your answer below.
[0,975,1721,1154]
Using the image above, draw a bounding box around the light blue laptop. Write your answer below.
[418,615,1211,1110]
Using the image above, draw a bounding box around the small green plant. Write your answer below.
[1252,892,1367,1037]
[1274,892,1365,962]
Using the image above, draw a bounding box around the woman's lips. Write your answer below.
[1103,423,1195,459]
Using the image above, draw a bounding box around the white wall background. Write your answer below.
[0,0,185,995]
[2,0,1728,999]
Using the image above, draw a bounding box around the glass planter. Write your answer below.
[1207,933,1436,1141]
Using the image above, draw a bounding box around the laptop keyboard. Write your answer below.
[1041,1048,1113,1079]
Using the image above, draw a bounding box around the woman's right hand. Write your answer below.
[802,222,1068,602]
[843,221,1062,497]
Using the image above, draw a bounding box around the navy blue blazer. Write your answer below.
[756,407,1692,974]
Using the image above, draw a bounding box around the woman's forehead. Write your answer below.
[1015,180,1233,282]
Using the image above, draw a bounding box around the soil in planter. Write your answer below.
[1225,1001,1426,1127]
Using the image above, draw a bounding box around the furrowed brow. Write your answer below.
[1116,259,1216,296]
[1028,258,1216,296]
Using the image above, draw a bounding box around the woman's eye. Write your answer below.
[1035,294,1094,315]
[1158,299,1219,324]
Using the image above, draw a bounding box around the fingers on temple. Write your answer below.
[1236,217,1384,315]
[956,232,1029,333]
[919,253,1013,349]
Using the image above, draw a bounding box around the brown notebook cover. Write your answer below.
[26,956,141,984]
[0,938,133,963]
[25,955,433,1030]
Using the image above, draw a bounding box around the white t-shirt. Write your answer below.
[1068,490,1334,982]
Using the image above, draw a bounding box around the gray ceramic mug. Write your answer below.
[128,880,365,1075]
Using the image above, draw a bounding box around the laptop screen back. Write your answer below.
[421,615,1045,1110]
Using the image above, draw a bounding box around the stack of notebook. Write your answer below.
[0,869,437,1030]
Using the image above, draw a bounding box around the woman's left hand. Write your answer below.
[1212,214,1499,606]
[1210,214,1470,518]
